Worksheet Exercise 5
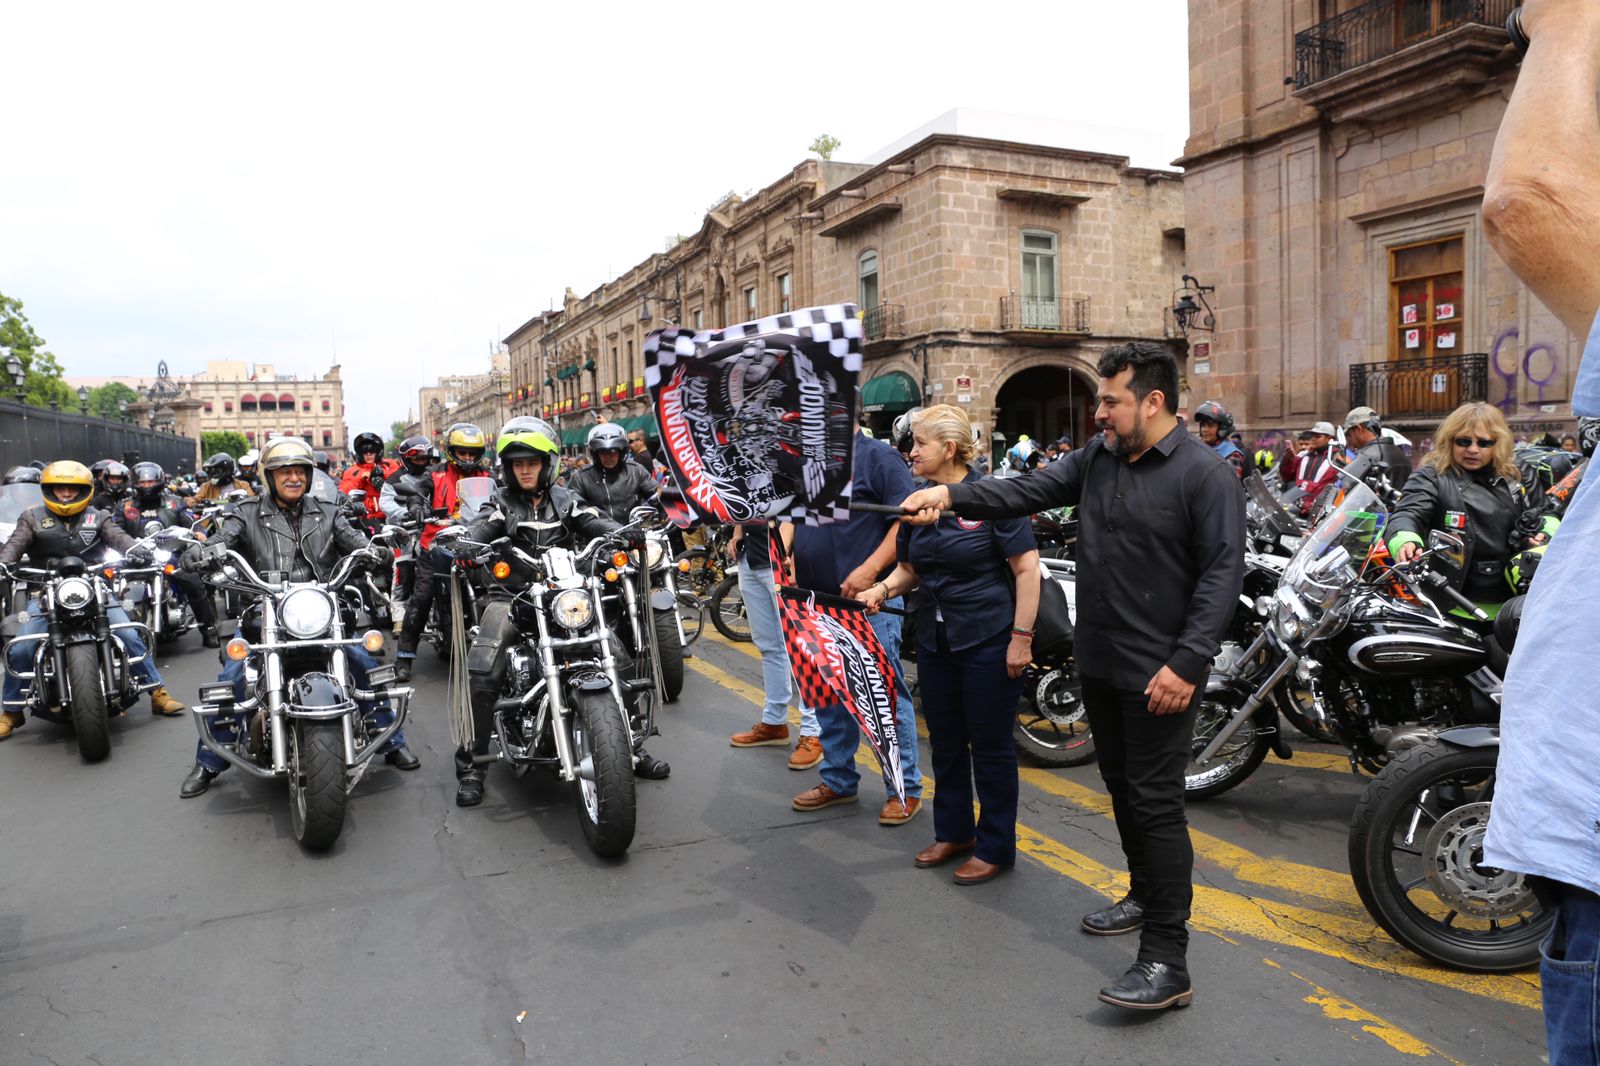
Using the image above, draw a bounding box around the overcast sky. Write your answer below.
[4,1,1188,437]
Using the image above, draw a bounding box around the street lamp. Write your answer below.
[4,351,24,400]
[118,399,129,422]
[77,385,91,415]
[1171,275,1216,336]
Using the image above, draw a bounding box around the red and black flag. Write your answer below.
[643,305,861,527]
[773,580,906,807]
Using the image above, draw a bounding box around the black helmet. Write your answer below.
[353,432,385,460]
[90,459,114,486]
[314,451,332,473]
[398,435,432,475]
[203,453,237,482]
[131,462,167,507]
[3,465,40,485]
[496,416,561,495]
[1493,594,1526,654]
[891,407,924,454]
[1193,400,1235,439]
[586,422,629,460]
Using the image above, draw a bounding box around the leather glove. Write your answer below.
[360,544,388,570]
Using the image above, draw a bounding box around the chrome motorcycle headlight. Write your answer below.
[1271,587,1306,643]
[56,577,93,611]
[551,589,594,631]
[279,587,336,639]
[153,548,173,564]
[645,539,665,570]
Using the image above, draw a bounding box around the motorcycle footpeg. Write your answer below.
[622,678,654,692]
[469,751,503,766]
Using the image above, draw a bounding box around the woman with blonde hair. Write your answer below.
[1387,402,1554,615]
[859,403,1040,885]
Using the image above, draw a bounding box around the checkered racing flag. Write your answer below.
[644,305,860,526]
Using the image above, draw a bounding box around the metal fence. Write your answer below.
[0,400,199,472]
[1348,352,1489,421]
[1294,0,1519,89]
[862,303,905,344]
[999,295,1092,333]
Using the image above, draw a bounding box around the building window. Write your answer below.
[858,250,879,310]
[1020,229,1060,328]
[203,402,213,413]
[302,400,310,411]
[744,286,757,320]
[626,339,634,364]
[1389,236,1464,360]
[323,430,334,445]
[321,399,331,412]
[302,433,313,443]
[223,401,233,413]
[692,308,703,330]
[777,272,792,313]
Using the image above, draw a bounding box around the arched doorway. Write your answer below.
[994,364,1096,458]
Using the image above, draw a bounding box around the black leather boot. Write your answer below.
[1081,896,1146,936]
[180,763,219,799]
[200,625,221,649]
[634,748,671,779]
[1098,961,1193,1010]
[456,770,485,807]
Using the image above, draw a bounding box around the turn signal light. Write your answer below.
[677,559,691,573]
[493,561,511,580]
[362,629,386,653]
[102,567,116,579]
[163,564,177,575]
[603,568,619,583]
[225,637,250,662]
[612,551,630,569]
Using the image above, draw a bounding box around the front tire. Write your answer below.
[1348,740,1548,973]
[289,720,348,851]
[65,643,111,763]
[570,690,637,857]
[653,608,684,703]
[709,574,752,642]
[1013,663,1095,767]
[1185,691,1271,800]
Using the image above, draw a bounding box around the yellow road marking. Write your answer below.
[686,655,1542,1012]
[1266,960,1469,1064]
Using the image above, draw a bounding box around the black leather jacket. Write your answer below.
[1389,464,1542,603]
[111,493,196,536]
[567,461,656,524]
[215,493,370,583]
[458,484,619,562]
[0,505,135,567]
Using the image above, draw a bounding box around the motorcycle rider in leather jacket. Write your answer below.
[0,461,185,740]
[446,417,670,808]
[568,422,657,524]
[190,453,255,507]
[1342,406,1412,494]
[177,437,418,798]
[91,460,133,512]
[113,461,222,647]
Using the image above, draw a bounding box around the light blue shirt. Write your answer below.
[1483,309,1600,894]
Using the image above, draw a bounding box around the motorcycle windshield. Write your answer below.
[0,483,44,526]
[310,470,342,505]
[1244,472,1297,538]
[456,477,498,522]
[1280,482,1387,603]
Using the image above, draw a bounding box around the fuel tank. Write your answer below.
[1342,619,1487,678]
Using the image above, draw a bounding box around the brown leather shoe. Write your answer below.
[914,839,976,868]
[730,722,790,747]
[149,687,186,717]
[788,735,824,770]
[953,856,1012,886]
[0,710,24,741]
[791,783,858,812]
[878,797,922,826]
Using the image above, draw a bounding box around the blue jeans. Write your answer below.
[1541,882,1600,1065]
[917,625,1022,866]
[737,558,817,736]
[195,646,404,772]
[4,606,161,709]
[815,599,922,800]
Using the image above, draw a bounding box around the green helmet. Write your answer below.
[496,416,560,494]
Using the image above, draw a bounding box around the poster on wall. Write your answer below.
[1402,304,1420,324]
[1437,330,1457,349]
[1405,328,1422,350]
[1436,302,1456,320]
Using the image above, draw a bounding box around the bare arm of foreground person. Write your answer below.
[1482,0,1600,337]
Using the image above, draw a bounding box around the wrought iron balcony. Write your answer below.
[999,295,1091,334]
[1294,0,1519,90]
[1348,352,1487,421]
[862,303,905,344]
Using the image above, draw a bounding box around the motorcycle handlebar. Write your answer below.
[1422,570,1491,622]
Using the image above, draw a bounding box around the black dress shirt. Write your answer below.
[946,424,1245,689]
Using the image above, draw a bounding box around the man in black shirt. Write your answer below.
[902,341,1245,1011]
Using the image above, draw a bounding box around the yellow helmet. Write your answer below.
[443,422,487,473]
[40,460,95,518]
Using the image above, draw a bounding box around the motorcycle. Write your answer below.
[618,517,688,701]
[1011,555,1093,767]
[0,483,45,619]
[189,544,409,850]
[453,521,655,857]
[114,520,198,645]
[1029,506,1079,561]
[1186,481,1504,800]
[1,553,160,761]
[426,476,499,656]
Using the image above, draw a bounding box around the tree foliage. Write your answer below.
[809,134,841,161]
[201,430,249,459]
[88,382,140,421]
[387,419,410,452]
[0,291,73,409]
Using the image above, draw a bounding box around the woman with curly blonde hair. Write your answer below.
[1387,402,1554,614]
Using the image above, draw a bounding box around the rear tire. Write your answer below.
[709,574,752,643]
[289,720,348,851]
[65,644,110,763]
[653,608,685,703]
[571,690,637,857]
[1013,664,1095,768]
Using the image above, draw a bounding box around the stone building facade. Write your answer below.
[503,132,1184,460]
[415,351,510,440]
[1182,0,1577,445]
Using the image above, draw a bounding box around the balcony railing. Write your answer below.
[999,295,1091,333]
[1348,352,1488,421]
[1294,0,1519,89]
[862,303,905,344]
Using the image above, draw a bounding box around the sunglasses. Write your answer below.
[1453,437,1496,449]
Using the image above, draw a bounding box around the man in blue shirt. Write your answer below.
[789,417,924,824]
[1480,5,1600,1059]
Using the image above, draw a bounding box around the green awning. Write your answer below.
[560,426,588,447]
[861,371,919,413]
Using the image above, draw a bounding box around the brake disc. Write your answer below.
[1033,669,1084,726]
[1421,801,1536,917]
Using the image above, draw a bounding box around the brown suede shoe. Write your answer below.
[730,722,791,747]
[914,839,976,868]
[788,735,824,770]
[878,797,922,826]
[149,687,187,717]
[952,856,1012,886]
[791,783,858,812]
[0,710,25,741]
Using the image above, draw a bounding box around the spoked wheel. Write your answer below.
[674,549,721,600]
[1185,692,1271,800]
[65,643,111,763]
[674,590,704,647]
[1274,678,1339,745]
[1012,664,1095,768]
[1349,740,1548,972]
[571,690,637,858]
[709,574,752,643]
[289,720,348,851]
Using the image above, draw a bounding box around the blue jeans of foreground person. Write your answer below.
[194,646,404,773]
[3,607,162,709]
[737,557,818,736]
[815,598,922,801]
[917,625,1022,867]
[1542,884,1600,1066]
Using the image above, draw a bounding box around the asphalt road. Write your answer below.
[0,626,1546,1066]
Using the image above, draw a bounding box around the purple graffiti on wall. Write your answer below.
[1490,327,1563,411]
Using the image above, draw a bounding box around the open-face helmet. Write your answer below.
[40,460,96,518]
[891,407,924,454]
[1193,400,1235,439]
[496,417,560,495]
[260,437,319,506]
